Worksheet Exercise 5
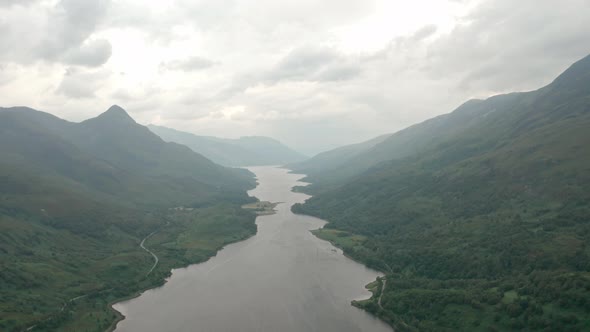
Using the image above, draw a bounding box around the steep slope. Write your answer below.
[0,106,257,331]
[76,106,254,191]
[306,53,590,191]
[296,95,533,192]
[148,124,306,166]
[294,54,590,331]
[288,133,391,176]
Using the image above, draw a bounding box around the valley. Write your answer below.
[1,5,589,330]
[111,166,391,332]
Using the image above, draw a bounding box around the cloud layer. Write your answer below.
[1,0,589,154]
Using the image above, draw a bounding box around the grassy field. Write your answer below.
[311,228,368,253]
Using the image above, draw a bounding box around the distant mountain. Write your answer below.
[148,124,306,167]
[294,54,590,330]
[0,105,257,331]
[287,133,391,190]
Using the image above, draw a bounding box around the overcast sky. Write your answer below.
[1,0,589,155]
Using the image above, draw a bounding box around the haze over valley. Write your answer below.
[1,1,590,331]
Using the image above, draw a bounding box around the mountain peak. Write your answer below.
[95,105,136,123]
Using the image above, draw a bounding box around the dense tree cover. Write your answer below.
[294,54,590,331]
[0,106,258,331]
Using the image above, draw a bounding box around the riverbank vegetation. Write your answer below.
[242,201,279,215]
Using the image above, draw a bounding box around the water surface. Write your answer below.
[113,166,392,332]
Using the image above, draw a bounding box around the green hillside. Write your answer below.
[148,124,306,167]
[294,54,590,331]
[0,106,257,331]
[288,133,391,188]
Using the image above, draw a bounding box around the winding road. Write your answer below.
[378,277,386,309]
[24,228,162,331]
[140,230,159,276]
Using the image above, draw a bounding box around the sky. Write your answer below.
[1,0,589,155]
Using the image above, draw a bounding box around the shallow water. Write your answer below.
[113,166,392,332]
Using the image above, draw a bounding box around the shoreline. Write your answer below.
[105,276,169,332]
[288,172,395,331]
[307,225,396,331]
[106,206,261,331]
[108,168,391,332]
[105,229,257,332]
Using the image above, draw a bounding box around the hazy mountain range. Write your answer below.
[148,124,306,167]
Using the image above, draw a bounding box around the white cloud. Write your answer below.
[161,56,217,71]
[56,68,112,99]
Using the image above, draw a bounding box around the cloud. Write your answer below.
[161,56,217,71]
[423,0,590,92]
[62,39,113,67]
[38,0,111,63]
[0,63,15,86]
[265,46,362,83]
[0,0,112,67]
[56,68,111,99]
[0,0,39,8]
[411,25,437,41]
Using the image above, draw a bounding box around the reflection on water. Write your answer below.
[113,166,392,332]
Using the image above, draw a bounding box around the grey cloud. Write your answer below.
[110,89,134,101]
[423,0,590,92]
[411,25,437,41]
[57,80,96,99]
[0,0,112,66]
[161,56,218,71]
[39,0,111,61]
[315,63,361,82]
[56,68,110,99]
[0,0,39,7]
[62,39,112,67]
[266,46,361,83]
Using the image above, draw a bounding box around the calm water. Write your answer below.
[113,166,392,332]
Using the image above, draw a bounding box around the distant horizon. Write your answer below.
[1,0,589,155]
[3,50,588,157]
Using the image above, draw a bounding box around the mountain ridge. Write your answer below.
[148,124,306,167]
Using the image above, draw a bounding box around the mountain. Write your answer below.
[293,54,590,331]
[292,95,543,194]
[288,133,391,177]
[148,124,306,167]
[0,105,257,331]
